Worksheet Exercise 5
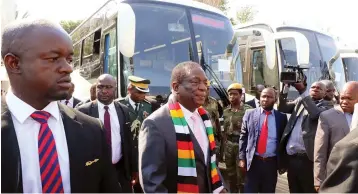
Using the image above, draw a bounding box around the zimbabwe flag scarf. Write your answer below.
[168,102,223,193]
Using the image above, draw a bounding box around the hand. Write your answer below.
[131,172,139,186]
[220,188,228,193]
[238,160,246,169]
[315,186,320,192]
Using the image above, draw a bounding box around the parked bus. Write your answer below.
[231,23,345,100]
[70,0,235,105]
[328,48,358,82]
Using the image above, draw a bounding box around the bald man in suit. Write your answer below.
[319,103,358,193]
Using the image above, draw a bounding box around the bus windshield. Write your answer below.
[278,27,345,95]
[121,2,234,98]
[342,57,358,81]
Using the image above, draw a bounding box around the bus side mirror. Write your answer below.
[274,31,310,69]
[117,3,136,58]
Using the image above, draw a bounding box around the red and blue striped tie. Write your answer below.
[31,111,64,193]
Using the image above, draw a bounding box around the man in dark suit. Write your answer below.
[320,103,358,193]
[76,74,136,193]
[1,19,120,193]
[246,84,265,108]
[278,81,333,193]
[238,88,288,192]
[60,82,82,108]
[138,61,227,193]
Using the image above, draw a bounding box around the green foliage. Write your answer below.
[60,20,83,34]
[236,6,257,24]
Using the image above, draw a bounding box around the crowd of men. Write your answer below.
[1,19,358,193]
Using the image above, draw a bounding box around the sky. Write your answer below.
[16,0,358,47]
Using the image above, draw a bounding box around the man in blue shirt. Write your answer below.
[238,88,288,193]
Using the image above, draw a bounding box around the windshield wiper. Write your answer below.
[199,43,230,107]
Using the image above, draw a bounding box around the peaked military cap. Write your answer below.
[227,83,243,92]
[129,75,151,93]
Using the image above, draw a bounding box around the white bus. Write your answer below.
[230,23,345,100]
[70,0,235,104]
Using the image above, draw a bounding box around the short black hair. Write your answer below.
[1,19,65,59]
[170,61,201,84]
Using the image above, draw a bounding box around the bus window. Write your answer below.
[104,27,118,80]
[316,33,345,92]
[73,43,82,70]
[80,33,101,83]
[190,9,234,91]
[251,49,265,86]
[278,28,323,87]
[121,3,192,96]
[343,57,358,81]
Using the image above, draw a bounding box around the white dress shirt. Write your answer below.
[345,113,353,131]
[128,96,137,110]
[97,101,122,164]
[180,104,209,163]
[60,97,74,108]
[6,90,71,193]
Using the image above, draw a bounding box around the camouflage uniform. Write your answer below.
[223,103,252,193]
[203,96,221,161]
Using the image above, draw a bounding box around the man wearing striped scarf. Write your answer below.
[138,61,227,193]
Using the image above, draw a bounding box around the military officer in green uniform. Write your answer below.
[203,81,223,161]
[223,83,252,193]
[118,75,152,193]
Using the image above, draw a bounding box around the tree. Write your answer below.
[15,10,30,19]
[236,6,257,24]
[194,0,229,13]
[60,20,82,34]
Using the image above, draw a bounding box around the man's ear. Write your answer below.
[4,53,21,74]
[171,82,179,94]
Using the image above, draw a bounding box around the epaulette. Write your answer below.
[143,99,152,105]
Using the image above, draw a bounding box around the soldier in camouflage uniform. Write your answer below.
[223,83,252,193]
[203,81,223,162]
[117,76,152,193]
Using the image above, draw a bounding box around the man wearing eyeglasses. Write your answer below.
[76,74,135,193]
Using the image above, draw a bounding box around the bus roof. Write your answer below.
[235,22,333,37]
[147,0,226,17]
[70,0,227,35]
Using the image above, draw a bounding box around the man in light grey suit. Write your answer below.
[319,103,358,193]
[138,61,226,193]
[314,81,358,192]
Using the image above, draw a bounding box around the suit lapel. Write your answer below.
[1,103,23,193]
[334,106,350,135]
[253,108,261,139]
[91,101,99,118]
[274,110,281,140]
[58,104,84,193]
[114,102,125,137]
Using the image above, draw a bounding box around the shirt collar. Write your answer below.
[61,96,73,104]
[179,103,197,119]
[6,90,60,123]
[128,96,136,107]
[260,107,274,115]
[97,100,115,110]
